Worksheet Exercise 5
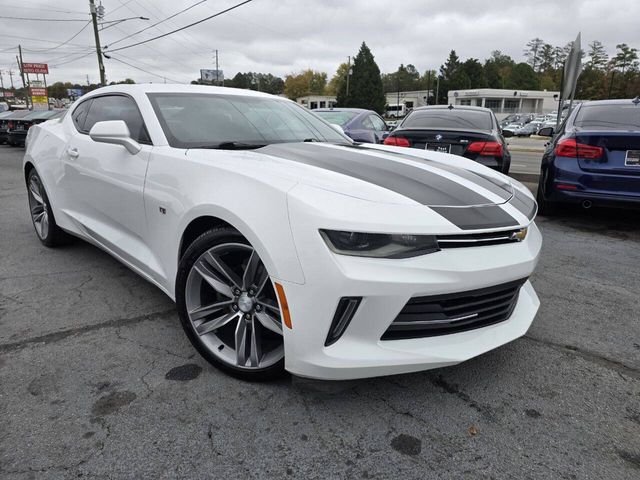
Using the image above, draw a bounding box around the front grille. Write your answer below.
[381,278,526,340]
[436,228,525,248]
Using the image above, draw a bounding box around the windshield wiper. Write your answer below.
[201,142,267,150]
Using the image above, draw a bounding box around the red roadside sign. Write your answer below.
[22,63,49,74]
[29,87,47,97]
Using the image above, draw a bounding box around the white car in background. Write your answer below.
[23,84,541,381]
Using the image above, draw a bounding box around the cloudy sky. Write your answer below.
[0,0,638,86]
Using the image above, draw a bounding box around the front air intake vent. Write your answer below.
[381,279,526,340]
[325,297,362,346]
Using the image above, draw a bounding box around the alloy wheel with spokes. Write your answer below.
[27,173,50,240]
[177,228,285,379]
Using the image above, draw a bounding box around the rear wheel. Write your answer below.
[26,169,71,247]
[176,227,285,381]
[535,171,557,216]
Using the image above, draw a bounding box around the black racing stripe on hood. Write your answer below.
[260,143,494,206]
[511,189,537,220]
[430,205,520,230]
[361,146,513,201]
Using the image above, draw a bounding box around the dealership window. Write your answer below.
[504,99,519,111]
[459,99,471,105]
[319,101,326,108]
[310,101,318,109]
[484,99,502,110]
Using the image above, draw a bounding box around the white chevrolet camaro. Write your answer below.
[23,84,541,381]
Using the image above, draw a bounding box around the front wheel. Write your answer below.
[535,172,557,216]
[176,227,285,381]
[26,169,71,247]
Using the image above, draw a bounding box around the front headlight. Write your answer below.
[320,230,440,259]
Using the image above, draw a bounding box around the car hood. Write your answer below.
[257,142,515,207]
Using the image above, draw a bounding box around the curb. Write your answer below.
[507,146,545,153]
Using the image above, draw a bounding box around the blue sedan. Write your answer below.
[313,108,390,143]
[536,98,640,214]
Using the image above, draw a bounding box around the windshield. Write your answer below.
[573,104,640,130]
[313,110,359,127]
[401,109,493,130]
[147,93,349,148]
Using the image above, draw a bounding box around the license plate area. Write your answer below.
[625,150,640,166]
[426,143,451,153]
[15,125,24,131]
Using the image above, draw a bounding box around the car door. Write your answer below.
[60,94,154,272]
[368,114,388,143]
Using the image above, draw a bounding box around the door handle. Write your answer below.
[66,147,79,159]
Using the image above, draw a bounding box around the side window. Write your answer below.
[369,115,386,131]
[361,115,375,130]
[84,95,151,144]
[71,99,92,132]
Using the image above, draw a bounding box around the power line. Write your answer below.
[107,0,208,47]
[106,0,253,53]
[0,32,91,49]
[24,21,93,53]
[0,2,87,15]
[50,51,95,68]
[105,54,187,83]
[0,15,89,22]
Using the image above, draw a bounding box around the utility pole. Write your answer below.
[17,47,30,109]
[215,49,219,86]
[435,75,440,105]
[426,70,431,105]
[89,0,106,85]
[0,71,4,92]
[8,69,14,88]
[345,55,351,97]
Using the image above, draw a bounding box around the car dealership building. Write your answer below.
[447,88,560,114]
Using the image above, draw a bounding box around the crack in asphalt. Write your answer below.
[523,335,639,380]
[0,308,177,354]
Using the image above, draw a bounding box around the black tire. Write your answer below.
[535,175,557,216]
[175,227,286,381]
[26,169,72,247]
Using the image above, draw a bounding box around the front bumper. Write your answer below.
[281,187,542,380]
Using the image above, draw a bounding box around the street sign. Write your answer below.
[562,32,582,100]
[30,80,44,88]
[22,63,49,74]
[67,88,84,99]
[0,91,14,98]
[30,87,48,110]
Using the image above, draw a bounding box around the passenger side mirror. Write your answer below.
[89,120,141,154]
[537,126,554,137]
[330,123,345,135]
[501,129,514,138]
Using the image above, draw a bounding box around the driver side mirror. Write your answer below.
[501,129,514,138]
[537,126,554,137]
[89,120,141,154]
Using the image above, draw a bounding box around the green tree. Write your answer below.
[381,63,421,93]
[538,43,555,73]
[484,50,514,89]
[612,43,639,97]
[587,40,608,70]
[283,69,327,100]
[506,63,539,90]
[459,58,486,88]
[524,37,544,72]
[326,62,349,96]
[336,42,385,113]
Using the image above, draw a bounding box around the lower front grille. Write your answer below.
[381,278,527,340]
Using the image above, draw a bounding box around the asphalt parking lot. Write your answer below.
[1,144,639,479]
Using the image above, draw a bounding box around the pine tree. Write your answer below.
[336,42,385,114]
[587,41,608,70]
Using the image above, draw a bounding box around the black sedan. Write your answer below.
[0,110,31,144]
[383,105,512,174]
[7,109,65,147]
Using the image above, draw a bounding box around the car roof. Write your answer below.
[5,110,32,118]
[412,105,494,113]
[578,98,640,107]
[313,108,370,113]
[80,83,279,100]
